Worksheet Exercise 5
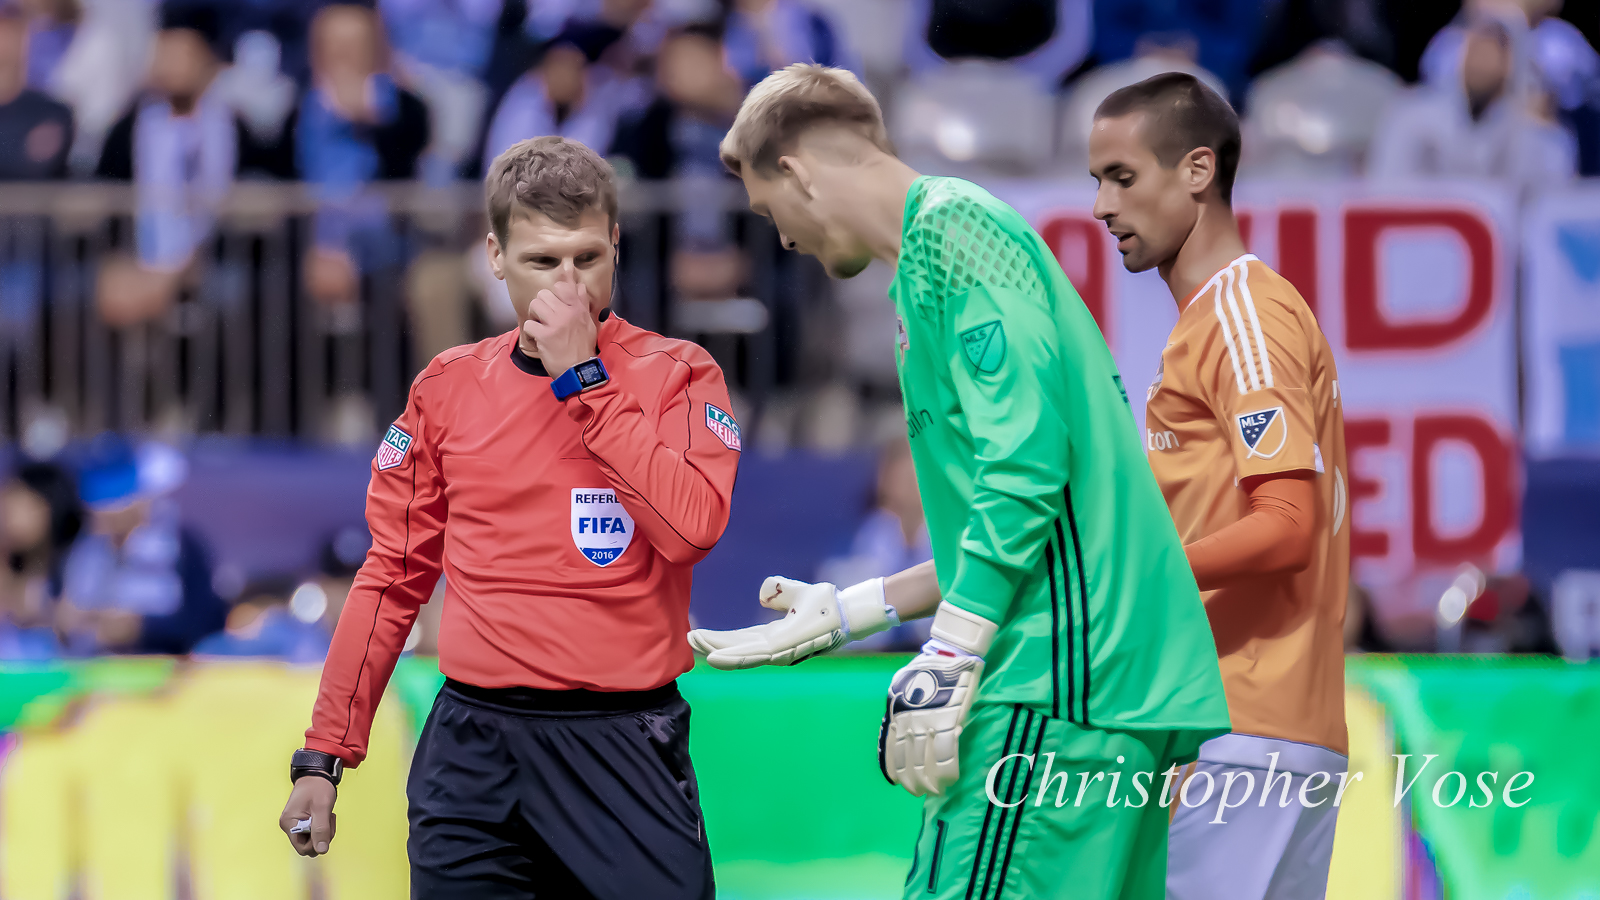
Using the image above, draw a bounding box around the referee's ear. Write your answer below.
[611,243,622,308]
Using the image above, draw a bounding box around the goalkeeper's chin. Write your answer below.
[824,253,872,280]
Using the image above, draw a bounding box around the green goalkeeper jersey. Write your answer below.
[890,176,1230,747]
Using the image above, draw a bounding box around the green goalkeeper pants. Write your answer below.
[902,703,1186,900]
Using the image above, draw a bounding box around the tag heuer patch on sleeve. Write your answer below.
[705,403,742,451]
[960,321,1006,374]
[376,425,412,470]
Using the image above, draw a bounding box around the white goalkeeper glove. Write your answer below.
[687,576,900,669]
[878,603,998,797]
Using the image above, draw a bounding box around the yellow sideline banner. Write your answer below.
[1326,686,1401,900]
[0,664,1397,900]
[1,664,408,900]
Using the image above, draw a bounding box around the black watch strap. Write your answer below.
[290,748,344,786]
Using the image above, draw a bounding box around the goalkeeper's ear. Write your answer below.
[929,603,999,657]
[777,153,816,198]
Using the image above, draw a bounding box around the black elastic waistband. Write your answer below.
[443,678,680,715]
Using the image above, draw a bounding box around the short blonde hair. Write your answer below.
[485,136,618,247]
[719,64,893,177]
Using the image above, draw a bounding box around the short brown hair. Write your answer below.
[1094,73,1242,206]
[719,63,892,177]
[485,136,619,246]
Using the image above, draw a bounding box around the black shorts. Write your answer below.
[407,678,714,899]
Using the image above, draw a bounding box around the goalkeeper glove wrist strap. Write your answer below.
[922,636,979,659]
[929,603,998,657]
[837,577,898,639]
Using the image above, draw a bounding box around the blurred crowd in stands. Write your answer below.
[0,434,425,662]
[0,0,1593,189]
[0,0,1593,442]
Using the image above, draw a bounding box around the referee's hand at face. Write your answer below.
[523,280,599,376]
[280,776,338,857]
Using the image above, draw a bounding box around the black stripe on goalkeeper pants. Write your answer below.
[964,706,1045,900]
[407,679,714,900]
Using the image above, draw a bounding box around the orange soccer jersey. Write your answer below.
[1144,254,1350,755]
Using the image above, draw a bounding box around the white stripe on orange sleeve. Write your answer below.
[1222,267,1262,391]
[1235,261,1274,388]
[1212,280,1248,395]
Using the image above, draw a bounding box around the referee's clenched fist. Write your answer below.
[280,137,739,899]
[279,769,335,857]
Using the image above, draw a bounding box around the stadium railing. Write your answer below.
[0,180,821,442]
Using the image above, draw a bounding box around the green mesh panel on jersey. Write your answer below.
[900,184,1047,303]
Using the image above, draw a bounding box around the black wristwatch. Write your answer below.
[290,748,344,786]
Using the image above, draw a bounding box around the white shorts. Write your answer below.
[1166,733,1348,900]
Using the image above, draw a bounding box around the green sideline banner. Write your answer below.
[0,656,1596,899]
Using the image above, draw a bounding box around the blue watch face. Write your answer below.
[576,360,606,387]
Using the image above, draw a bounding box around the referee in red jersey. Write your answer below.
[278,137,739,899]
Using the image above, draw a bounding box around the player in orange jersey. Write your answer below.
[1088,73,1350,900]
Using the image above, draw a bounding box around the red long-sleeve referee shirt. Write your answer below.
[305,313,741,766]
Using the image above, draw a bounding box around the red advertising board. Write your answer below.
[988,180,1520,620]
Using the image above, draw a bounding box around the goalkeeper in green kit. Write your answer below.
[693,64,1231,899]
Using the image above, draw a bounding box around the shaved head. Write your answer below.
[1095,72,1241,206]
